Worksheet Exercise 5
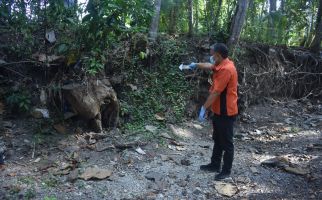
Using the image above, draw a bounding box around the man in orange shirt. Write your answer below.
[189,43,238,180]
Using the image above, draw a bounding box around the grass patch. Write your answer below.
[25,188,36,200]
[44,196,57,200]
[42,175,60,188]
[18,176,36,185]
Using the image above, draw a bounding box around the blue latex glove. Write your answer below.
[189,62,197,70]
[209,56,215,64]
[198,106,206,122]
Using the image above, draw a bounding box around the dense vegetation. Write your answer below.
[0,0,321,130]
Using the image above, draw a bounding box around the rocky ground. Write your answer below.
[0,100,321,200]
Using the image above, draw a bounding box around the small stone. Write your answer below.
[178,180,188,187]
[67,169,79,182]
[193,123,203,130]
[284,166,308,175]
[267,130,277,135]
[160,132,172,139]
[79,167,112,180]
[160,154,169,161]
[53,124,67,134]
[250,166,259,174]
[24,139,30,144]
[236,176,251,184]
[261,156,289,168]
[214,181,238,197]
[154,113,165,121]
[193,187,202,195]
[145,125,158,133]
[146,193,157,200]
[145,171,162,182]
[135,147,146,155]
[119,171,126,177]
[181,159,191,166]
[271,180,277,185]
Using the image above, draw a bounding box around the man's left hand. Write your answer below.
[198,106,206,122]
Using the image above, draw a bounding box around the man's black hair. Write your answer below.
[211,43,229,59]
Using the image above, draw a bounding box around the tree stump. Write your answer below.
[62,78,119,132]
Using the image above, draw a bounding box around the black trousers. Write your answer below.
[211,115,236,173]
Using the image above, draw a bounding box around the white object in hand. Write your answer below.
[179,64,190,71]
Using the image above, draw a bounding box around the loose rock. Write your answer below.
[79,166,112,180]
[214,181,238,197]
[180,159,191,166]
[284,166,309,175]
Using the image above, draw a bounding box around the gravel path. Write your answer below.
[0,101,321,200]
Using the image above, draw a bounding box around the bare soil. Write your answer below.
[0,100,321,200]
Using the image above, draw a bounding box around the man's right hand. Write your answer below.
[189,62,197,70]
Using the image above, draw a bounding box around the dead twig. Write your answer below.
[1,66,32,79]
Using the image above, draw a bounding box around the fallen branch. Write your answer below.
[1,66,32,79]
[0,60,42,66]
[96,141,148,152]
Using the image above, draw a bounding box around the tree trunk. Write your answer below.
[227,0,248,48]
[149,0,162,41]
[188,0,193,36]
[204,0,210,34]
[194,0,199,33]
[18,0,27,16]
[168,6,177,35]
[268,0,277,42]
[280,0,285,13]
[7,0,14,17]
[305,0,315,47]
[269,0,276,12]
[209,0,215,34]
[214,0,223,29]
[226,0,237,33]
[310,0,322,53]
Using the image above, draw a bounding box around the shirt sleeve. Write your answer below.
[211,69,231,93]
[211,64,216,71]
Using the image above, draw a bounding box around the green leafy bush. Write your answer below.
[6,90,31,112]
[121,38,192,131]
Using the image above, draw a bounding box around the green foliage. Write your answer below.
[121,38,192,131]
[44,196,57,200]
[6,90,31,112]
[81,0,152,50]
[18,176,36,185]
[83,49,106,75]
[24,188,36,200]
[243,0,319,46]
[42,175,60,188]
[85,57,104,75]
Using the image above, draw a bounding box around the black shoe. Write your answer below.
[215,171,231,180]
[200,163,220,172]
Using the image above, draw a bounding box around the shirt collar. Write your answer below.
[214,58,230,71]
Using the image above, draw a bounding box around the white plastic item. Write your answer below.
[179,64,190,71]
[34,108,50,118]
